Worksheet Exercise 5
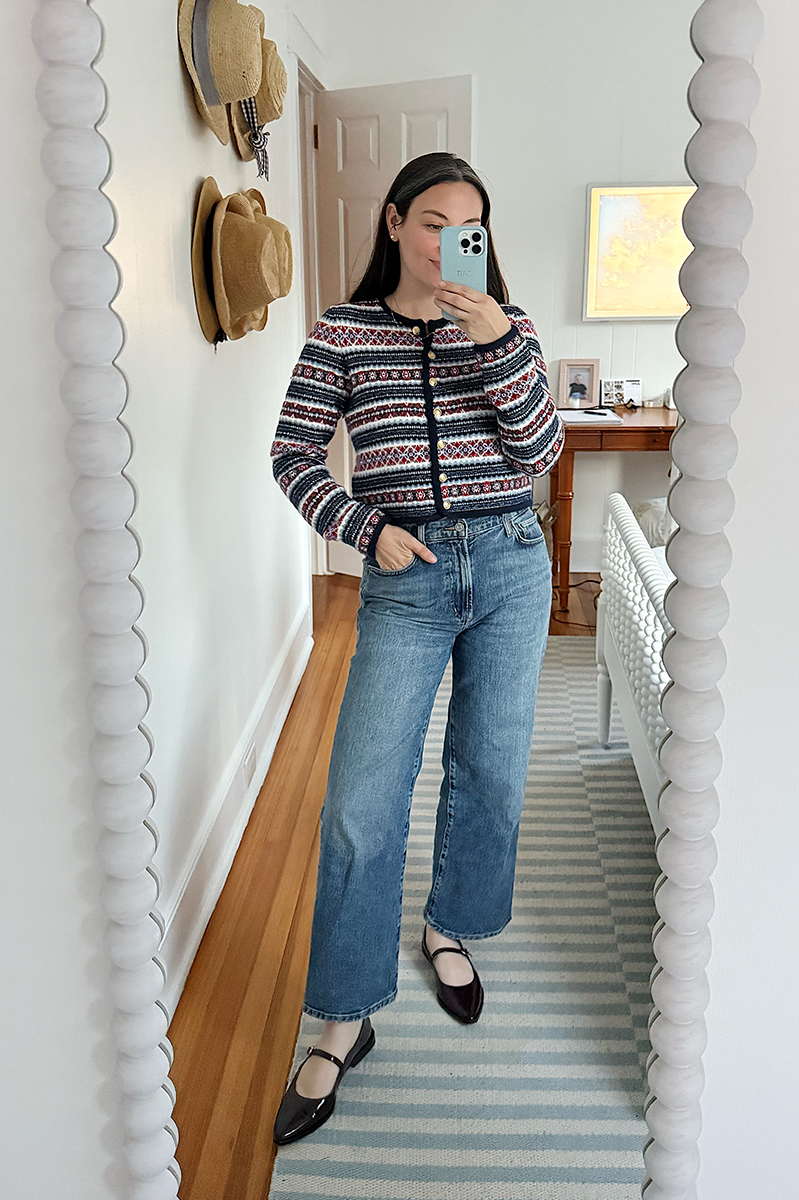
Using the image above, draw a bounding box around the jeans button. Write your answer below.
[456,521,466,533]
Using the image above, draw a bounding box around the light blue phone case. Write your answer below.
[438,224,488,321]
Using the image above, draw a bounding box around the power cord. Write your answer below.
[550,577,602,629]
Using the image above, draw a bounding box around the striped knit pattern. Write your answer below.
[270,300,565,556]
[268,637,658,1199]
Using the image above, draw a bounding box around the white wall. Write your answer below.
[320,0,699,568]
[698,0,799,1192]
[91,0,329,1011]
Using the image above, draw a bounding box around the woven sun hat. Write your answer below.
[191,179,293,343]
[229,16,287,167]
[211,190,282,341]
[190,175,225,343]
[244,188,293,297]
[178,0,264,145]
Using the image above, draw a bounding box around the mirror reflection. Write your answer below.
[165,2,697,1196]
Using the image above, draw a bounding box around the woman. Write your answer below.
[270,152,564,1144]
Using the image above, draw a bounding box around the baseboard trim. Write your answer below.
[161,603,314,1022]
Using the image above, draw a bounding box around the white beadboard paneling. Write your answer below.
[608,321,640,380]
[636,319,687,398]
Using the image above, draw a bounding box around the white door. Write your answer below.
[314,76,474,576]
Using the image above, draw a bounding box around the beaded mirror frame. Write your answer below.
[31,1,763,1196]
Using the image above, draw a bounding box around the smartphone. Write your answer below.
[438,225,488,321]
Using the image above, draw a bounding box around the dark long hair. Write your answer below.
[348,152,509,304]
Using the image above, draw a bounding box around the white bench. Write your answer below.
[596,492,676,838]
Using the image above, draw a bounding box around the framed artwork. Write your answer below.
[557,358,600,409]
[583,184,696,320]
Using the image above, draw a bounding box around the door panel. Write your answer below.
[337,114,380,170]
[314,75,473,575]
[403,109,448,159]
[338,196,381,301]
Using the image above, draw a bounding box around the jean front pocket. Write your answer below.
[364,553,418,577]
[509,509,545,546]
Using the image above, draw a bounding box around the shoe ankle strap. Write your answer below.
[305,1046,344,1069]
[430,944,471,961]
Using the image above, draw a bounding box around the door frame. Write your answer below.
[296,58,332,576]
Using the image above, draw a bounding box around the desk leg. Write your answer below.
[550,450,574,611]
[548,465,560,602]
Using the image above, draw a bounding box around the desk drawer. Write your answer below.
[601,430,673,451]
[563,430,604,450]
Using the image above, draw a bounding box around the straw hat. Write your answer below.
[191,175,224,342]
[190,177,293,344]
[244,187,293,298]
[178,0,264,144]
[211,190,278,339]
[229,15,287,161]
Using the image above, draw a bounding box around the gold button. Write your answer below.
[412,325,420,335]
[428,350,436,360]
[443,500,451,509]
[433,407,442,418]
[437,439,444,449]
[439,472,447,482]
[430,378,438,387]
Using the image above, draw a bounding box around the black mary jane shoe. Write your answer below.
[273,1017,375,1145]
[421,926,484,1024]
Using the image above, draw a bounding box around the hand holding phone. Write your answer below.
[435,224,512,344]
[438,225,488,320]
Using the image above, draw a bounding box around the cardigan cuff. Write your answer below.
[363,514,389,557]
[474,322,523,358]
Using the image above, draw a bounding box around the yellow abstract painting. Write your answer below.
[584,185,696,319]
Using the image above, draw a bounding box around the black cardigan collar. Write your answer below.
[378,296,450,333]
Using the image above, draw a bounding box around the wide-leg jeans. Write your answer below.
[302,505,552,1022]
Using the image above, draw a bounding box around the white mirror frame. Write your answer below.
[32,2,179,1196]
[30,1,763,1196]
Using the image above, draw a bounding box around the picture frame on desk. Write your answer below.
[556,358,600,409]
[600,377,642,407]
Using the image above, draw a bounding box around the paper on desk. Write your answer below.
[559,409,623,423]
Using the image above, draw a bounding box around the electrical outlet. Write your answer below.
[242,740,257,788]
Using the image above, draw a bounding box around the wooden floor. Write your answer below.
[547,570,601,635]
[168,568,600,1198]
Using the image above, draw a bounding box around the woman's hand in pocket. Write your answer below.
[374,524,437,572]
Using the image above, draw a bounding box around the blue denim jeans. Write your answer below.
[302,506,552,1022]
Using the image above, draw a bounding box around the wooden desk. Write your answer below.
[549,405,679,611]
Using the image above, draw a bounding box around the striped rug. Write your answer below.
[269,636,659,1199]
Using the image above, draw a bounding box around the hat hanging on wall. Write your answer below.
[228,10,287,179]
[190,176,293,345]
[246,186,294,300]
[177,0,263,145]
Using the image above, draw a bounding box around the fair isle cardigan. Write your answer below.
[270,297,565,557]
